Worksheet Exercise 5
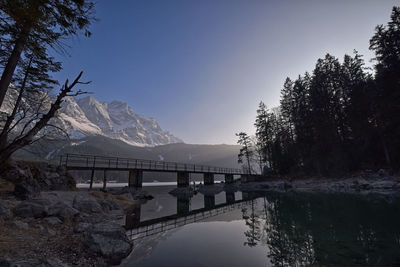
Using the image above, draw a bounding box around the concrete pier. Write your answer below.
[204,195,216,209]
[129,169,143,188]
[177,172,190,187]
[225,174,234,184]
[177,195,190,215]
[204,173,214,185]
[102,170,108,190]
[125,205,141,229]
[226,192,235,204]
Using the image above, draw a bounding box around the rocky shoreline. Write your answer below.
[239,170,400,196]
[0,161,154,266]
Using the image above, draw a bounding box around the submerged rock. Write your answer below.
[84,221,132,265]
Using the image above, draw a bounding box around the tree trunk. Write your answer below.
[0,57,32,150]
[0,26,31,108]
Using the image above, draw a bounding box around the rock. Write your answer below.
[96,198,120,212]
[84,221,132,265]
[6,220,29,230]
[44,217,62,225]
[0,200,11,220]
[37,165,76,191]
[13,177,41,200]
[0,257,69,267]
[48,201,79,221]
[38,225,56,236]
[72,194,103,214]
[73,222,92,233]
[378,169,388,177]
[13,199,50,218]
[132,190,153,201]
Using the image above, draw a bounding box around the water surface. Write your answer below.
[122,187,400,267]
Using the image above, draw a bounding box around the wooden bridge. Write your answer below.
[59,153,246,189]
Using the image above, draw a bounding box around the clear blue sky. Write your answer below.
[53,0,398,144]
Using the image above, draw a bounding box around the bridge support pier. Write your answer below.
[204,173,214,185]
[177,172,190,187]
[225,174,234,184]
[125,204,141,229]
[102,170,108,190]
[177,195,190,215]
[89,169,95,190]
[226,192,235,204]
[204,195,215,209]
[129,169,143,188]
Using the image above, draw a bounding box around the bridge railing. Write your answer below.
[59,153,243,174]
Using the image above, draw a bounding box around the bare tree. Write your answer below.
[0,71,88,172]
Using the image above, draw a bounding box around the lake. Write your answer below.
[121,185,400,266]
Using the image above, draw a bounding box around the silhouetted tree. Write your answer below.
[0,71,89,170]
[236,132,253,174]
[0,0,95,108]
[241,6,400,175]
[369,6,400,169]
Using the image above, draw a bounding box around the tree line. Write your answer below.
[237,6,400,176]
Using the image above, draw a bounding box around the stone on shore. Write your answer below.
[72,194,103,214]
[48,201,80,221]
[13,199,50,218]
[84,221,132,265]
[0,200,11,220]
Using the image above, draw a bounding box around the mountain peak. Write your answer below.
[71,95,182,146]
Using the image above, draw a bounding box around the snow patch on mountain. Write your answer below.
[1,91,183,147]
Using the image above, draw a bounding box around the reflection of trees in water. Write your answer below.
[242,193,400,266]
[242,199,262,247]
[263,195,315,266]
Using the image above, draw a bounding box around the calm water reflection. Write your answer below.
[121,187,400,267]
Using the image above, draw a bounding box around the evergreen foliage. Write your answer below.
[238,6,400,175]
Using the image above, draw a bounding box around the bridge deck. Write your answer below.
[60,153,244,175]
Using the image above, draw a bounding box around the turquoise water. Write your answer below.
[122,187,400,267]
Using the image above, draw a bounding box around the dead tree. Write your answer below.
[0,71,88,171]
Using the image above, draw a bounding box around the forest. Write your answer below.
[238,7,400,176]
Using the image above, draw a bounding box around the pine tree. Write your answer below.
[0,0,95,108]
[236,132,254,174]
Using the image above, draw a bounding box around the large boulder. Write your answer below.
[3,161,76,199]
[34,164,76,191]
[13,177,41,200]
[84,222,132,265]
[13,199,50,218]
[5,163,40,200]
[72,194,103,214]
[96,198,120,213]
[48,201,80,221]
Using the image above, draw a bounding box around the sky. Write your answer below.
[53,0,399,145]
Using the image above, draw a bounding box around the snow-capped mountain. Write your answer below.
[1,90,182,147]
[59,96,182,146]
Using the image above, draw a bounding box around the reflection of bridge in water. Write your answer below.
[126,192,255,241]
[59,154,254,190]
